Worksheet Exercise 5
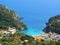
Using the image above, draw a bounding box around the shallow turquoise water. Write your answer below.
[19,28,43,36]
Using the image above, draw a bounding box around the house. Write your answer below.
[3,31,10,35]
[0,27,16,35]
[41,32,60,41]
[24,40,29,43]
[8,27,16,34]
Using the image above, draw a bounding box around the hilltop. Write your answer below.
[43,15,60,34]
[0,4,27,30]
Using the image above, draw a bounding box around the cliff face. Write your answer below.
[0,4,27,30]
[43,15,60,34]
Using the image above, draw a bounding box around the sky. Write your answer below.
[0,0,60,30]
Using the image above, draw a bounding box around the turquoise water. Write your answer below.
[19,28,43,36]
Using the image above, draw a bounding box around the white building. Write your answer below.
[3,31,10,35]
[8,27,16,34]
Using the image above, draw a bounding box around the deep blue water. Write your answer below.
[0,0,60,36]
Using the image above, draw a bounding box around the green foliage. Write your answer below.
[0,4,59,45]
[0,33,59,45]
[0,4,27,30]
[43,15,60,34]
[20,33,34,41]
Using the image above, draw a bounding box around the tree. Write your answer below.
[43,15,60,34]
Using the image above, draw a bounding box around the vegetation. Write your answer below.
[0,4,60,45]
[0,4,27,30]
[0,33,60,45]
[43,15,60,34]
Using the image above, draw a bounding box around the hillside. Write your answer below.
[43,15,60,34]
[0,4,27,30]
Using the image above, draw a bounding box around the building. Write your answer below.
[1,27,16,35]
[8,27,16,34]
[3,31,10,35]
[41,32,60,41]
